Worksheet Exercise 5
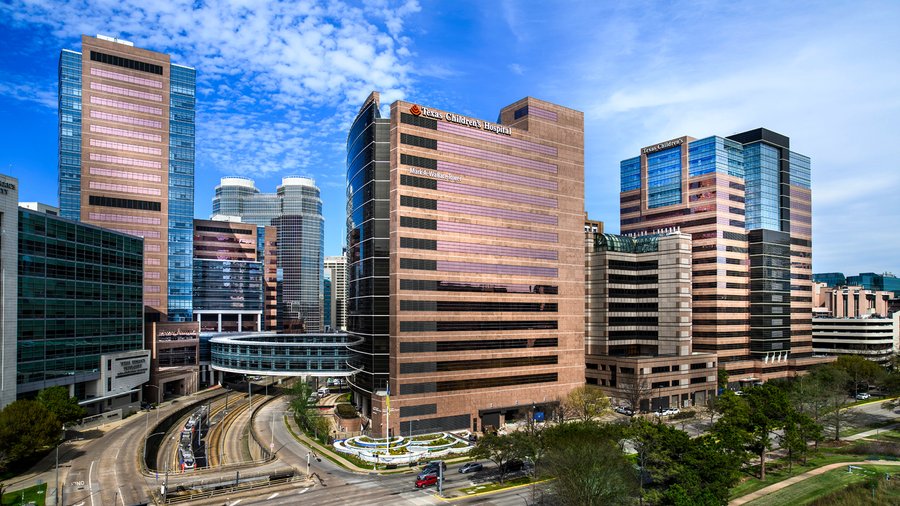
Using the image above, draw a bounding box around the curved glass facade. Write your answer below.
[209,332,354,376]
[346,93,390,396]
[212,177,324,331]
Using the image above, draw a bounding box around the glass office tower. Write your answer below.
[620,129,826,383]
[57,35,195,321]
[212,177,324,331]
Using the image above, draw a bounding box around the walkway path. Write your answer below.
[845,423,900,441]
[729,459,900,505]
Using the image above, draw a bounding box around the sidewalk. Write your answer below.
[729,459,900,505]
[283,411,375,473]
[845,422,900,441]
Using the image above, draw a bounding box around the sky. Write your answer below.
[1,0,898,275]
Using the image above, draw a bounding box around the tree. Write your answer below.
[718,384,792,480]
[0,400,60,471]
[834,355,885,396]
[717,368,729,391]
[814,365,854,440]
[562,385,611,422]
[630,418,741,505]
[780,411,821,472]
[544,421,638,505]
[36,386,86,426]
[619,374,651,413]
[469,433,524,484]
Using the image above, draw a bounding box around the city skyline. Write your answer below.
[2,0,899,274]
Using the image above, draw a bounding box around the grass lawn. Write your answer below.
[744,465,900,506]
[840,419,897,438]
[2,483,47,506]
[729,453,863,499]
[458,476,536,495]
[862,429,900,443]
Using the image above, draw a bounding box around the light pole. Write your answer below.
[146,384,161,427]
[55,424,64,506]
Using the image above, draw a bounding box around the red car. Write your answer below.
[415,473,438,488]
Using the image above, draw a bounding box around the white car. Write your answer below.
[856,392,871,400]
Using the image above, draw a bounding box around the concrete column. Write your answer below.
[217,313,222,332]
[257,314,262,331]
[238,313,243,332]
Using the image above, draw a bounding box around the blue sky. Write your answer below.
[1,0,898,275]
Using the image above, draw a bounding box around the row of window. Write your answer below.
[400,320,558,332]
[89,195,161,211]
[399,337,557,353]
[90,50,163,75]
[399,355,557,374]
[399,372,558,395]
[400,300,558,312]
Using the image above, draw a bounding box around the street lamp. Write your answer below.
[55,424,65,506]
[145,384,161,429]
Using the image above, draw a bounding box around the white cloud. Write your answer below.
[0,0,421,177]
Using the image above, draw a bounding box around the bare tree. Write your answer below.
[562,385,611,422]
[619,374,651,413]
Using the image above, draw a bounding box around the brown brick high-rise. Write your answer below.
[347,93,584,436]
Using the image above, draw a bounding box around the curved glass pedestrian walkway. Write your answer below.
[210,332,357,377]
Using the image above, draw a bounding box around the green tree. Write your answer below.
[562,385,611,422]
[469,433,525,484]
[36,386,86,426]
[630,418,741,505]
[0,400,60,471]
[544,421,638,505]
[780,411,821,472]
[713,386,793,480]
[717,368,729,390]
[834,355,885,396]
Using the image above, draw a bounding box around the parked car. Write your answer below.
[422,460,447,473]
[415,473,438,488]
[655,407,680,416]
[140,402,155,411]
[459,462,483,474]
[856,392,871,400]
[614,406,635,416]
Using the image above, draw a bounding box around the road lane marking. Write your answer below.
[267,492,279,499]
[88,460,95,506]
[299,488,310,494]
[229,500,242,505]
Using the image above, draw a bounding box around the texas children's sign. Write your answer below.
[409,104,512,136]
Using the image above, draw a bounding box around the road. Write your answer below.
[63,388,222,506]
[229,397,547,505]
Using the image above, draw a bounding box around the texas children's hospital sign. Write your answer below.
[410,104,512,136]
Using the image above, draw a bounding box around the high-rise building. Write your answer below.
[58,34,196,321]
[323,270,333,330]
[324,254,348,330]
[347,92,584,435]
[584,227,718,411]
[0,175,19,408]
[192,218,267,332]
[620,129,827,384]
[16,202,149,413]
[212,176,324,331]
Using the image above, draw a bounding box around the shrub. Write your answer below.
[335,403,359,419]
